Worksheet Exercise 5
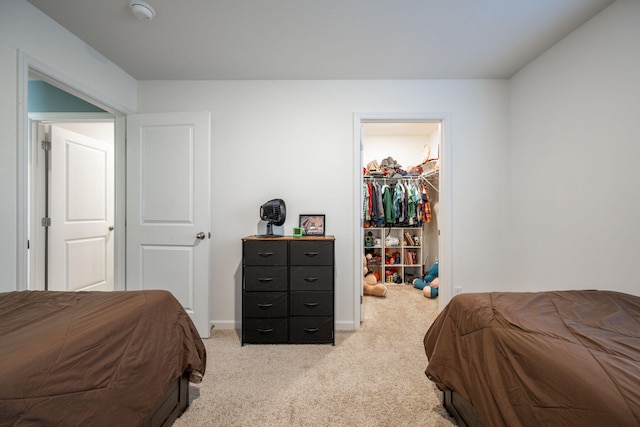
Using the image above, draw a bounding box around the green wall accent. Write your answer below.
[28,80,105,113]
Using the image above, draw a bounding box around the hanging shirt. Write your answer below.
[393,182,405,224]
[423,185,432,223]
[382,185,394,224]
[373,183,384,226]
[363,182,371,221]
[370,183,376,219]
[407,181,416,225]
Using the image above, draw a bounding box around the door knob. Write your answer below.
[196,232,206,240]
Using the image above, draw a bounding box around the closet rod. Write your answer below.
[421,171,439,193]
[364,174,440,193]
[363,175,422,182]
[423,178,439,193]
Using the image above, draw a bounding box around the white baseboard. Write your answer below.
[335,320,357,331]
[210,320,237,330]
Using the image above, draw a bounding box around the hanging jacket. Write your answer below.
[382,185,394,224]
[373,183,383,226]
[393,182,405,224]
[407,181,416,225]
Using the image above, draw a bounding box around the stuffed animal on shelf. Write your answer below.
[413,261,439,298]
[363,255,387,297]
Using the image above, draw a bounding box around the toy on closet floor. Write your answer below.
[363,254,387,297]
[413,261,439,298]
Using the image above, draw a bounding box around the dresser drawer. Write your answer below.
[290,266,333,291]
[244,266,288,291]
[289,317,333,343]
[243,292,288,317]
[290,291,333,316]
[289,241,334,266]
[244,241,287,265]
[243,318,288,343]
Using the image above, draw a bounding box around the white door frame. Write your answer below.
[352,112,453,328]
[17,51,130,290]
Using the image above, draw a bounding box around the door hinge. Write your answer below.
[41,140,51,151]
[41,217,51,227]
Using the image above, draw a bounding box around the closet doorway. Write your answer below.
[353,113,450,327]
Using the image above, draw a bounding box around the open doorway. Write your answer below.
[353,113,450,327]
[29,118,115,291]
[25,71,117,291]
[362,122,441,303]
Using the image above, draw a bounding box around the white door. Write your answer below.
[126,111,211,338]
[48,125,114,291]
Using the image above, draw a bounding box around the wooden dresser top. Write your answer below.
[242,235,335,241]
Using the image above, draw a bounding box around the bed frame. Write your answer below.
[144,374,190,427]
[443,390,485,427]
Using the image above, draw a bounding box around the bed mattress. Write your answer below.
[0,290,206,426]
[424,290,640,427]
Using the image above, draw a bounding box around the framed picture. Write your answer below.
[299,214,325,236]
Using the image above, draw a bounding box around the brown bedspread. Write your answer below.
[424,290,640,427]
[0,290,206,426]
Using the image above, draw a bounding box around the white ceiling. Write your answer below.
[26,0,614,81]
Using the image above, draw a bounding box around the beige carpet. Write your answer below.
[173,286,456,426]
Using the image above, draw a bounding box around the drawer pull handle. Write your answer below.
[258,277,274,283]
[257,328,274,334]
[257,303,274,309]
[304,302,319,308]
[304,251,320,257]
[304,277,319,282]
[304,328,319,334]
[258,252,274,257]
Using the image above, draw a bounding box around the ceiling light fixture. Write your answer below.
[129,0,156,21]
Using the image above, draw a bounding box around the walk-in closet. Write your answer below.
[361,122,441,297]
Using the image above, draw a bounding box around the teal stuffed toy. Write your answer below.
[413,262,439,298]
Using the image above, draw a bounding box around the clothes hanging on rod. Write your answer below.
[363,176,433,227]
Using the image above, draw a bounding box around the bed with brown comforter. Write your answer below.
[0,290,206,426]
[424,290,640,427]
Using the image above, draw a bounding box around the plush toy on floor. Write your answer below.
[363,255,387,297]
[413,261,439,298]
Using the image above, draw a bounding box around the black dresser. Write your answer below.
[241,236,335,345]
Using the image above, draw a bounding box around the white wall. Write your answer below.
[508,0,640,295]
[427,125,441,162]
[0,0,137,293]
[138,79,510,329]
[363,135,427,172]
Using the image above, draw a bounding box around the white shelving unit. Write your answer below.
[364,227,423,285]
